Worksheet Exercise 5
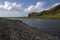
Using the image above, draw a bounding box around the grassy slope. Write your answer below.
[28,5,60,20]
[28,11,60,19]
[39,11,60,19]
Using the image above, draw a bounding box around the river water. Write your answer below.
[8,18,60,37]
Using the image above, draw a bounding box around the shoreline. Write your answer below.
[0,18,60,40]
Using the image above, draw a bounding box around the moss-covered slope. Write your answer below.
[28,4,60,19]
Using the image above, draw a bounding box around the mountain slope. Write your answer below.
[28,4,60,19]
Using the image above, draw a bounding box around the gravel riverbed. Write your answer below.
[0,18,60,40]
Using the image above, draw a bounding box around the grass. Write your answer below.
[28,11,60,20]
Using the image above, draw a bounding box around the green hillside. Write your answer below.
[28,4,60,20]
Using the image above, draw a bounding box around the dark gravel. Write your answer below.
[0,18,60,40]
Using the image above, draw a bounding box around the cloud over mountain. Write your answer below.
[24,2,46,13]
[52,3,60,7]
[46,3,60,10]
[0,1,59,17]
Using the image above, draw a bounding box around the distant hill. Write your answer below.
[28,4,60,19]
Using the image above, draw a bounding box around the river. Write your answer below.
[7,18,60,37]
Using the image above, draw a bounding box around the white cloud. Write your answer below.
[0,1,22,11]
[0,1,25,17]
[0,1,46,17]
[24,2,46,13]
[52,3,60,7]
[35,2,45,8]
[0,1,60,17]
[46,3,60,10]
[25,5,35,12]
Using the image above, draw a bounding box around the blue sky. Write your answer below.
[0,0,60,7]
[0,0,60,17]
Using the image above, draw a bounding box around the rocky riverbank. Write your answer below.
[0,18,60,40]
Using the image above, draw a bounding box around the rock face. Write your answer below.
[0,18,60,40]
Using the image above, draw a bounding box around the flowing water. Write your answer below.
[8,18,60,37]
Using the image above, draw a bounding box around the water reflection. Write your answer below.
[8,18,60,36]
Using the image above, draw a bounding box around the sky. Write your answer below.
[0,0,60,17]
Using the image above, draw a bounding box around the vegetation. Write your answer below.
[28,4,60,20]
